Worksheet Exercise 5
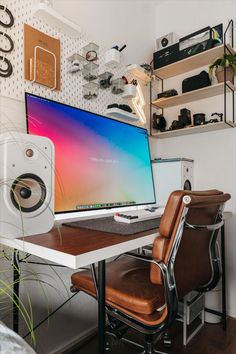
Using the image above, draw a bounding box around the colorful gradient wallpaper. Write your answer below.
[26,93,155,213]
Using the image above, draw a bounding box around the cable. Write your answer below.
[0,5,14,28]
[0,32,14,53]
[0,56,13,77]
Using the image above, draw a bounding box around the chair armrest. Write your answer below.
[124,251,162,265]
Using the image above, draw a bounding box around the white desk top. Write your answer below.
[0,225,159,269]
[0,211,231,269]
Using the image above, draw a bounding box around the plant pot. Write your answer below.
[215,66,234,83]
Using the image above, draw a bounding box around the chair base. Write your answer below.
[106,331,167,354]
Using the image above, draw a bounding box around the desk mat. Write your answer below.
[63,216,161,235]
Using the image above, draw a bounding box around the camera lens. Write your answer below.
[161,37,169,47]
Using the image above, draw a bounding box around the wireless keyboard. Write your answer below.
[114,207,165,224]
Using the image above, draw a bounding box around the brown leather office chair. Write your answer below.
[71,190,230,353]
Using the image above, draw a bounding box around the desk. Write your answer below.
[0,225,159,354]
[0,211,231,352]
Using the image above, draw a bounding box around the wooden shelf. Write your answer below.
[105,108,139,121]
[154,44,235,79]
[152,82,236,109]
[126,64,152,82]
[152,121,236,139]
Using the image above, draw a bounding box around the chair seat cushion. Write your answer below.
[71,257,165,315]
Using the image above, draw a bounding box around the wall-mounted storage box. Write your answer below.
[83,82,99,100]
[98,72,113,89]
[122,84,137,98]
[104,48,121,68]
[82,42,99,61]
[111,78,125,94]
[67,53,85,73]
[82,62,98,81]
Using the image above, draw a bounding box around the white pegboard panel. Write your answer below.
[0,0,135,118]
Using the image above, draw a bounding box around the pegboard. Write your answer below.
[0,0,133,118]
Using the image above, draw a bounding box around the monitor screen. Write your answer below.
[25,93,156,214]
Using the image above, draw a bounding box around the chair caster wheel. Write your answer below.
[105,342,110,351]
[163,332,171,348]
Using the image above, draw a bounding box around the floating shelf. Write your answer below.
[152,82,236,109]
[33,2,81,38]
[154,44,235,79]
[152,121,236,139]
[126,64,152,82]
[105,108,139,121]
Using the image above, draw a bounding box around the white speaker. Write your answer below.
[152,158,194,207]
[0,132,55,239]
[156,32,179,50]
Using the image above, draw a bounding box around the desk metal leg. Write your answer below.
[221,224,227,330]
[12,249,20,333]
[98,260,106,354]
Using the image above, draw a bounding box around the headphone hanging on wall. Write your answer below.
[0,6,14,78]
[0,32,14,53]
[0,5,14,28]
[0,56,13,78]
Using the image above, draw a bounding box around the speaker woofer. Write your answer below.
[10,173,46,213]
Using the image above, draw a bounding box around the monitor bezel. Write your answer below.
[25,91,156,214]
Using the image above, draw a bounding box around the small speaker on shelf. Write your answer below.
[0,132,55,239]
[156,32,179,50]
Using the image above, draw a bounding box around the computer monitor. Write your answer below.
[25,93,156,215]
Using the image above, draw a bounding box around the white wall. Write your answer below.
[53,0,157,64]
[152,0,236,317]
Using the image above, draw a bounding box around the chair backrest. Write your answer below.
[150,190,230,299]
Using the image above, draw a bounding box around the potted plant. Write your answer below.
[209,53,236,83]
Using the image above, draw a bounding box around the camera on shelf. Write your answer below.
[169,120,185,130]
[169,108,192,131]
[193,113,205,126]
[157,89,178,99]
[152,113,166,131]
[178,108,192,126]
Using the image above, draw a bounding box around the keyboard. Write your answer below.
[114,207,165,224]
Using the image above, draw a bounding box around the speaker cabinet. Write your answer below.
[0,132,54,238]
[156,32,179,50]
[152,158,194,207]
